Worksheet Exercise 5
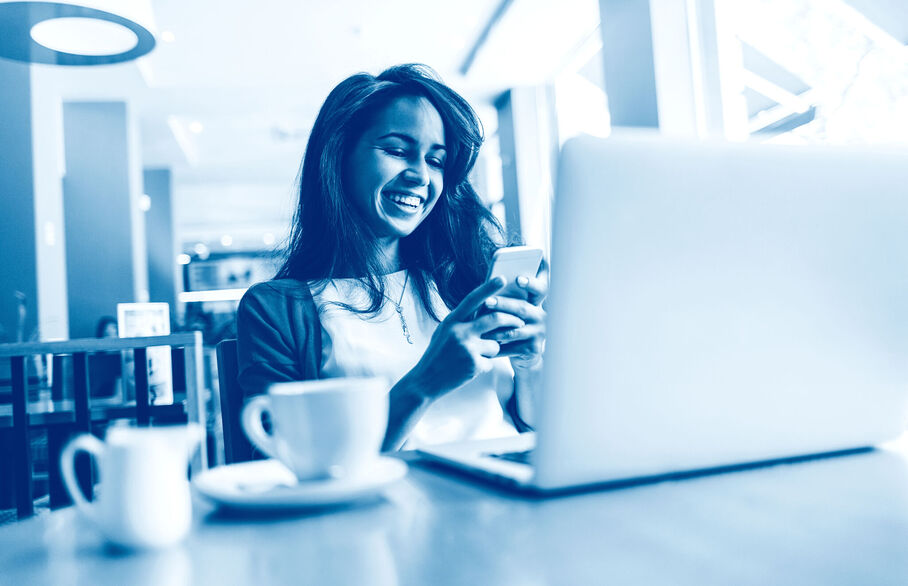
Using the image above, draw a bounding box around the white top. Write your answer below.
[311,270,516,448]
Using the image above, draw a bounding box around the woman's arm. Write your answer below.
[490,275,548,429]
[382,371,432,451]
[511,359,543,429]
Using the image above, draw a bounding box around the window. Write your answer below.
[720,0,908,145]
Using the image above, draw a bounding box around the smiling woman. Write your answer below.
[236,64,548,451]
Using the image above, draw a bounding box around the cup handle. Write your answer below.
[241,395,277,459]
[60,434,105,519]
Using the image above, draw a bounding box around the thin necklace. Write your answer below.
[386,271,413,344]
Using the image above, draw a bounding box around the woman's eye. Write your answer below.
[427,158,444,169]
[383,148,406,157]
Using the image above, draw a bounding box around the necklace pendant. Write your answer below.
[387,271,414,344]
[396,308,414,345]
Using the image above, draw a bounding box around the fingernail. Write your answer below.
[517,276,529,287]
[485,297,498,307]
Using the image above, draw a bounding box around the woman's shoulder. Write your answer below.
[236,279,323,397]
[239,279,318,314]
[245,278,312,297]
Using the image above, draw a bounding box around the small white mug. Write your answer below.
[60,423,203,549]
[241,377,389,481]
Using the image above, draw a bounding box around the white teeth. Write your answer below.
[384,193,422,208]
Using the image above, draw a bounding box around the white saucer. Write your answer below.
[192,457,408,510]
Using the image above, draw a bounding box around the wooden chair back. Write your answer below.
[215,339,255,464]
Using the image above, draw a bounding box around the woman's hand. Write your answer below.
[384,275,545,450]
[483,275,547,370]
[408,276,526,398]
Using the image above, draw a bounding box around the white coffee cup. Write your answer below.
[241,377,389,481]
[60,423,203,549]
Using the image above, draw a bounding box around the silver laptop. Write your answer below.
[417,134,908,493]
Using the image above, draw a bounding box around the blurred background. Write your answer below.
[1,0,907,516]
[1,0,907,347]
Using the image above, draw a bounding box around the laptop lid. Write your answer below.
[533,135,908,490]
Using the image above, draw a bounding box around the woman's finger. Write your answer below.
[470,311,525,336]
[517,276,548,306]
[497,336,545,358]
[490,323,542,343]
[448,276,506,322]
[474,339,501,359]
[482,296,545,324]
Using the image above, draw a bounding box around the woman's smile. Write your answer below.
[382,190,425,213]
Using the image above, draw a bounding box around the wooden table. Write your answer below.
[1,439,907,585]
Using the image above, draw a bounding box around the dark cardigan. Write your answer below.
[236,279,323,401]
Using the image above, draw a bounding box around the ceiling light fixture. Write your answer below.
[0,0,156,65]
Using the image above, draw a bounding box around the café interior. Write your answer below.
[1,0,907,583]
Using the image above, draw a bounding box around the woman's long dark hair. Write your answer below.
[276,64,504,320]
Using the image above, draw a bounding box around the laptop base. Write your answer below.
[416,440,876,497]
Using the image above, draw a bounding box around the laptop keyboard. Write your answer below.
[488,449,534,465]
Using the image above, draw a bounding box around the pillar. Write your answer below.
[62,101,147,338]
[0,59,68,342]
[143,168,176,314]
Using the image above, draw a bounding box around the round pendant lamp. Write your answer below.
[0,0,156,65]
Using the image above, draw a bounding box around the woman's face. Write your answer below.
[345,95,446,242]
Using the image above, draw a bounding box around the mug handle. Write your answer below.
[241,395,278,459]
[60,434,105,519]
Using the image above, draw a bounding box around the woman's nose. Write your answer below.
[402,158,429,186]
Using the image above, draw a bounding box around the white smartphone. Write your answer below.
[487,246,544,300]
